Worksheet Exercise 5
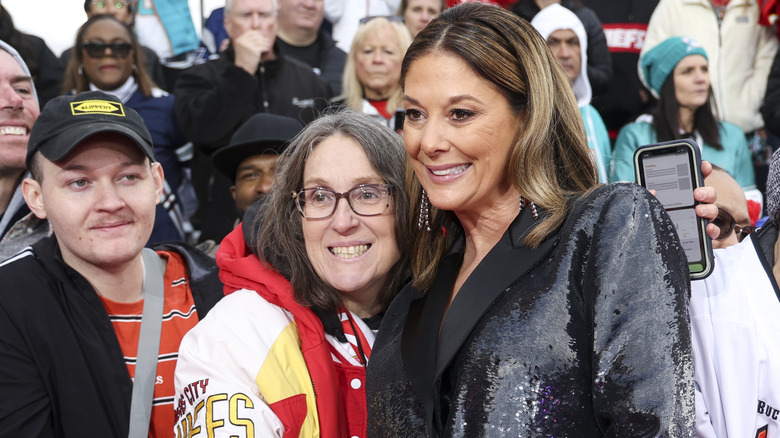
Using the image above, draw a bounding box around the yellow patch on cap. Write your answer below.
[69,100,126,116]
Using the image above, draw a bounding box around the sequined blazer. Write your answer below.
[367,183,695,437]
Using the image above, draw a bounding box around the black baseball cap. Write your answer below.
[26,90,154,168]
[212,113,303,181]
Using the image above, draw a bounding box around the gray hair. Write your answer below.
[250,109,410,313]
[0,39,39,105]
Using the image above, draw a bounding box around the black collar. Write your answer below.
[400,205,561,433]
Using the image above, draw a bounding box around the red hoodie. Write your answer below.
[216,225,350,437]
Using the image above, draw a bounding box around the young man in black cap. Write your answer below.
[212,112,303,220]
[0,90,222,437]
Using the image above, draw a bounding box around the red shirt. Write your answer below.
[100,250,199,438]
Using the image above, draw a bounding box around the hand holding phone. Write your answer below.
[634,139,714,279]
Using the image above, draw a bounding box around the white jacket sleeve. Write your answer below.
[695,380,718,438]
[172,290,308,437]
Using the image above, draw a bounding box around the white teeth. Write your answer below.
[431,164,469,176]
[330,244,370,259]
[0,126,27,136]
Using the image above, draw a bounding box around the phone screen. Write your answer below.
[636,142,711,278]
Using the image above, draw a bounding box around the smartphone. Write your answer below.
[634,139,713,280]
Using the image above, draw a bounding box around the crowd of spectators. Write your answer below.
[2,0,776,244]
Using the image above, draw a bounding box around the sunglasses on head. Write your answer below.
[711,207,756,243]
[82,42,133,59]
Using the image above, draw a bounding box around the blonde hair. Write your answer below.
[341,17,412,114]
[403,3,598,290]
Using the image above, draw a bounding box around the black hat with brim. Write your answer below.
[212,113,303,181]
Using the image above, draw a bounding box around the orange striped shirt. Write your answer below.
[99,250,200,438]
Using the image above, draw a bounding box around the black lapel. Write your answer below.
[435,207,560,378]
[399,206,562,430]
[401,236,464,420]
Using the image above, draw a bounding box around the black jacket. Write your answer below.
[367,184,694,437]
[0,237,223,437]
[752,218,780,273]
[278,30,347,96]
[13,33,63,109]
[174,43,333,153]
[512,0,613,97]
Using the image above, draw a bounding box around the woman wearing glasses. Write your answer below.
[173,110,409,437]
[61,14,193,244]
[334,16,411,132]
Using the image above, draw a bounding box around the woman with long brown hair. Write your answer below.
[367,4,715,436]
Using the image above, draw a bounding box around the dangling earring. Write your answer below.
[78,64,83,76]
[418,189,431,231]
[519,195,539,220]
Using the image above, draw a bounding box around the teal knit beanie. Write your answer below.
[640,36,708,98]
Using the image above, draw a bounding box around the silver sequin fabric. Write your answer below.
[367,183,695,437]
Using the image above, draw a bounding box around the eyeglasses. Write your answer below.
[711,207,756,243]
[82,42,133,59]
[359,15,405,25]
[293,184,393,219]
[91,0,130,10]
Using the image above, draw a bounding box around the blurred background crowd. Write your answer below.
[2,0,779,252]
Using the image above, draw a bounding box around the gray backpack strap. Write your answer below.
[128,248,166,438]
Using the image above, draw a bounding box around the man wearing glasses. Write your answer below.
[691,154,780,437]
[706,166,755,249]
